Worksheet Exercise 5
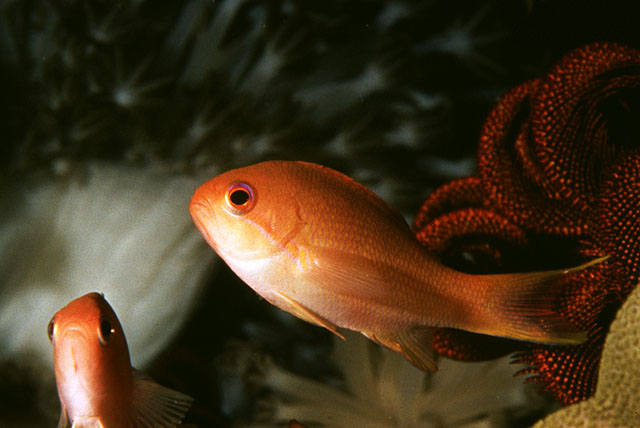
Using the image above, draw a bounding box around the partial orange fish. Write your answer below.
[189,161,605,371]
[48,292,193,428]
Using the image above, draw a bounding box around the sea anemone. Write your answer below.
[217,330,551,428]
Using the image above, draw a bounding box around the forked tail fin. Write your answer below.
[474,256,608,345]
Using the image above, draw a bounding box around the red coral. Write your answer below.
[413,42,640,405]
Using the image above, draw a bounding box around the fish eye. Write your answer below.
[98,318,115,346]
[225,182,255,214]
[230,188,250,205]
[47,318,55,343]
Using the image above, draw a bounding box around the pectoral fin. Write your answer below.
[277,292,345,340]
[130,369,193,428]
[304,247,391,300]
[57,405,70,428]
[365,327,437,372]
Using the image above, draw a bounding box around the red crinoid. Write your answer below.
[413,42,640,405]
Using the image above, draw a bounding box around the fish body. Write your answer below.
[190,161,603,371]
[48,292,193,428]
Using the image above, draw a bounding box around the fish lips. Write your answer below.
[189,197,220,252]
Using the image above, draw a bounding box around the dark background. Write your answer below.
[1,1,639,426]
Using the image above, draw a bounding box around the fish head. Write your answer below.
[49,292,132,416]
[189,161,322,301]
[189,161,426,337]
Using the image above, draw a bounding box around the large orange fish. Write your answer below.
[189,161,605,371]
[48,292,193,428]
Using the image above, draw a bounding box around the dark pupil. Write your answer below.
[47,319,54,341]
[230,188,250,206]
[100,320,113,340]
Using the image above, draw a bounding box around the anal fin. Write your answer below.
[365,327,437,372]
[277,292,345,340]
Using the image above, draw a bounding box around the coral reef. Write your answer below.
[534,282,640,427]
[412,42,640,405]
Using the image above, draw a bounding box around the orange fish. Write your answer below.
[48,292,193,428]
[189,161,605,371]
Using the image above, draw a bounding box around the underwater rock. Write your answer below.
[534,282,640,427]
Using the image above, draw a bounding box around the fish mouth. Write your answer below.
[189,198,219,251]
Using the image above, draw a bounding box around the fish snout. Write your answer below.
[57,324,92,344]
[189,197,220,250]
